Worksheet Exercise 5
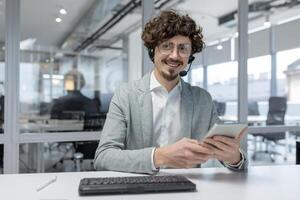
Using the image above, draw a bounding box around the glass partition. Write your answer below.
[0,0,4,131]
[246,1,300,165]
[0,0,5,173]
[18,0,142,172]
[277,47,300,122]
[19,0,134,134]
[207,61,238,118]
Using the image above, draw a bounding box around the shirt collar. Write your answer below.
[150,71,182,92]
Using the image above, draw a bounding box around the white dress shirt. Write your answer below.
[150,72,181,170]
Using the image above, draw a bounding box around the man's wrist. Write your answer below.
[227,151,242,165]
[154,147,166,168]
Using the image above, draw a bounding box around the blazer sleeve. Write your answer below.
[93,86,156,174]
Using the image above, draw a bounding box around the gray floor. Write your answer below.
[248,136,298,166]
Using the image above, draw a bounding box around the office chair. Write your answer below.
[0,96,3,170]
[72,94,113,171]
[0,144,3,170]
[39,102,52,116]
[251,97,287,162]
[248,101,260,127]
[213,100,226,116]
[73,113,105,171]
[248,101,260,116]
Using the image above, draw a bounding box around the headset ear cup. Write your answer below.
[188,55,195,64]
[148,49,154,62]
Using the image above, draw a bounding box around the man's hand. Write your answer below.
[154,137,214,169]
[201,128,247,165]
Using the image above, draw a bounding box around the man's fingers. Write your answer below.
[186,142,214,155]
[204,138,233,152]
[186,138,199,144]
[170,155,209,168]
[212,136,238,148]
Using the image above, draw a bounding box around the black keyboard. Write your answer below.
[78,175,196,196]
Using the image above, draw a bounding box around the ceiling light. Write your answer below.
[230,38,235,61]
[216,44,223,50]
[43,74,50,79]
[249,25,269,34]
[52,79,61,86]
[56,17,62,23]
[20,38,37,50]
[234,32,239,38]
[264,21,271,27]
[216,40,223,50]
[59,8,67,15]
[277,14,300,25]
[264,15,271,28]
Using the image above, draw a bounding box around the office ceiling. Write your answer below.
[0,0,300,55]
[20,0,96,47]
[0,0,96,48]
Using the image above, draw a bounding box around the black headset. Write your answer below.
[148,48,155,62]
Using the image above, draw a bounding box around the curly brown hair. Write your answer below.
[142,10,205,56]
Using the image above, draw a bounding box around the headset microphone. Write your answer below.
[179,55,195,77]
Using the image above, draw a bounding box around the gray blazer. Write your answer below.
[94,73,247,174]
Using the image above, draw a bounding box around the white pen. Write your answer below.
[36,176,58,192]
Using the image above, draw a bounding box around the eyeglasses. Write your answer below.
[158,41,192,58]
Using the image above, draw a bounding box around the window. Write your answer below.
[191,67,203,87]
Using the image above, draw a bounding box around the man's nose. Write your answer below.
[168,47,180,59]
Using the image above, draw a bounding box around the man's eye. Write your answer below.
[179,44,191,53]
[162,43,172,49]
[179,46,186,51]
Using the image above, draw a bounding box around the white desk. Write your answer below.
[20,119,84,133]
[220,115,300,126]
[1,165,300,200]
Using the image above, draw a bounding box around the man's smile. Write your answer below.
[163,59,183,68]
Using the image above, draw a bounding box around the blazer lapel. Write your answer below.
[179,80,193,139]
[137,74,153,147]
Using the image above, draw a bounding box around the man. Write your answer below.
[50,68,100,119]
[94,10,247,174]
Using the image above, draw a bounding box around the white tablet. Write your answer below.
[205,123,247,138]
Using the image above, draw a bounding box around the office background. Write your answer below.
[0,0,300,174]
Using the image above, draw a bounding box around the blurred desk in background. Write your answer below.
[220,115,300,126]
[20,119,84,133]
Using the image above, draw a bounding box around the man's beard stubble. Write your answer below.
[160,58,183,81]
[161,69,178,81]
